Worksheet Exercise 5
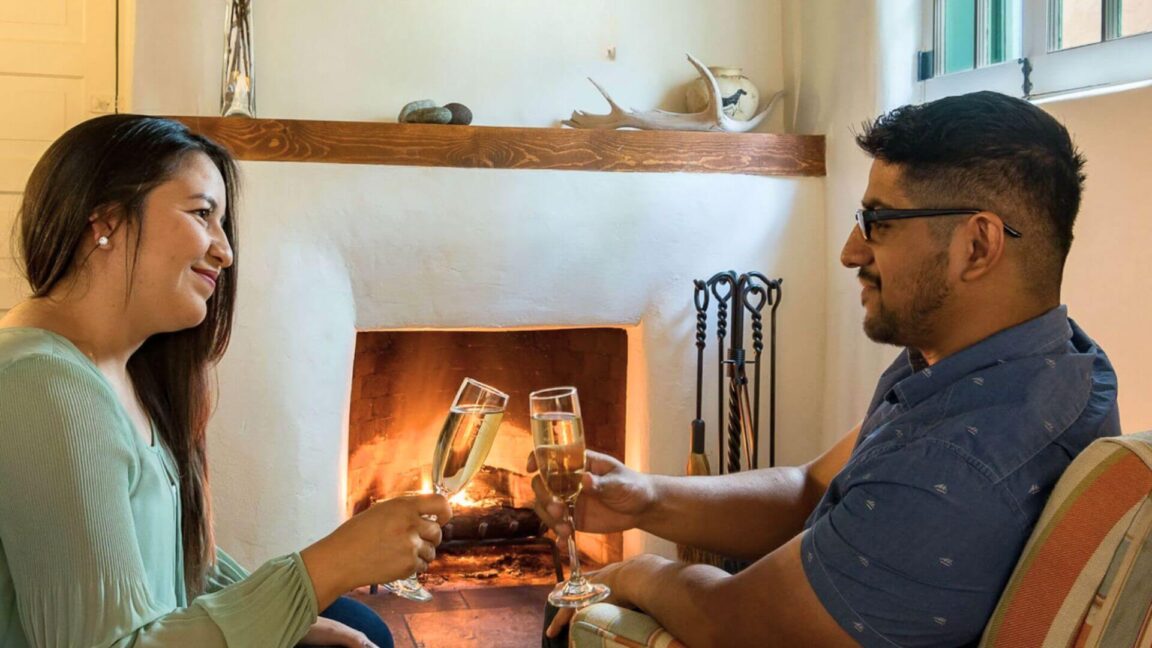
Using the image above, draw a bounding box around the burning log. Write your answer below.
[355,465,536,516]
[443,506,546,542]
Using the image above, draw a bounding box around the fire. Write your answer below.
[450,489,481,507]
[447,480,509,509]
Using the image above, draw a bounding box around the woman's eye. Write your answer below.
[193,209,211,220]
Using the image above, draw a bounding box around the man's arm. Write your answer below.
[636,424,859,559]
[532,424,859,560]
[551,533,856,648]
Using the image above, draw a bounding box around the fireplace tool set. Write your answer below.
[693,271,783,473]
[680,271,783,567]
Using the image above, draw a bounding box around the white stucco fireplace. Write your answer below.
[205,160,828,568]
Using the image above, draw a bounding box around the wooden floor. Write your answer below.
[348,583,553,648]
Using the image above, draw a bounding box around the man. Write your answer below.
[532,91,1120,647]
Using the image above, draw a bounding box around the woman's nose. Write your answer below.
[210,227,234,269]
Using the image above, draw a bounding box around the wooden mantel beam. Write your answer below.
[172,116,825,178]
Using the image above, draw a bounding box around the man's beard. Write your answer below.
[862,249,951,347]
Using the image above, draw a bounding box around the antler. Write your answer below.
[563,54,783,132]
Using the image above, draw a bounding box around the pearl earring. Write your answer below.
[97,235,110,248]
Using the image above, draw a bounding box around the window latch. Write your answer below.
[1019,57,1033,98]
[917,50,935,81]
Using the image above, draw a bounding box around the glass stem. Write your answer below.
[564,500,586,586]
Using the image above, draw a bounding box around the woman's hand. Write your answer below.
[355,494,452,582]
[301,493,452,609]
[298,616,378,648]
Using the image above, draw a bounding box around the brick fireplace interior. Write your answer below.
[347,327,628,587]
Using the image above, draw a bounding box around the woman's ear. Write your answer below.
[88,204,124,249]
[957,212,1008,282]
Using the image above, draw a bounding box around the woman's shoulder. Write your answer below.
[0,328,134,456]
[0,327,93,374]
[0,327,115,413]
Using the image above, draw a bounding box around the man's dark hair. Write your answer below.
[855,90,1086,298]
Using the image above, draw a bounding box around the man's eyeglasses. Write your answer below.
[854,208,1023,241]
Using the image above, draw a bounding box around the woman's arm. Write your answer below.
[0,354,316,647]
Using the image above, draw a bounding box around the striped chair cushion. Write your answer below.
[570,603,687,648]
[981,431,1152,648]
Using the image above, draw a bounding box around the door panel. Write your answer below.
[0,194,24,306]
[0,0,115,309]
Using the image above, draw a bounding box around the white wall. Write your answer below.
[133,0,786,131]
[130,1,828,567]
[782,0,920,447]
[1040,85,1152,433]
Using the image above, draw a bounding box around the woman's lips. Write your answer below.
[193,269,218,288]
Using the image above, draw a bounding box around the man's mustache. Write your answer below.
[858,269,881,288]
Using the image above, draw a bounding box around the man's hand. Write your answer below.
[544,557,647,638]
[298,616,377,647]
[527,450,656,538]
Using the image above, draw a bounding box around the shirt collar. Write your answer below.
[887,305,1073,408]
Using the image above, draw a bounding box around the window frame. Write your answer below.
[921,0,1152,101]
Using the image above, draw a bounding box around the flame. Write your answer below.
[450,489,480,507]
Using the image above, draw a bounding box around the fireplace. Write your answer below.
[347,327,628,584]
[199,161,824,580]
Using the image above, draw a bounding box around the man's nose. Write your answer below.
[840,225,872,269]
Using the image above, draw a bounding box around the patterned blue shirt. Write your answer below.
[801,306,1120,647]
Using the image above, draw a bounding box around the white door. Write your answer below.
[0,0,117,309]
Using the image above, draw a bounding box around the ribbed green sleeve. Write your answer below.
[206,547,251,593]
[0,336,319,648]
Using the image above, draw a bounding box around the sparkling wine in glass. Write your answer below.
[531,386,610,608]
[383,377,508,601]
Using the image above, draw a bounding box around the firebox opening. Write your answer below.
[347,327,628,585]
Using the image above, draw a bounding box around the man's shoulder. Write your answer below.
[850,348,1117,493]
[865,345,1119,522]
[928,342,1116,472]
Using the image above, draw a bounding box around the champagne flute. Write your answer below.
[382,377,509,601]
[530,386,610,608]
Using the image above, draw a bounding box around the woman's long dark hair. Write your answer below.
[17,114,239,597]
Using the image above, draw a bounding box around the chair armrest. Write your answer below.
[570,603,687,648]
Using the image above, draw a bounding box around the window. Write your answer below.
[922,0,1152,100]
[937,0,1022,73]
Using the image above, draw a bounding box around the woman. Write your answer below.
[0,114,451,647]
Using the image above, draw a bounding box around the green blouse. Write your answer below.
[0,328,319,647]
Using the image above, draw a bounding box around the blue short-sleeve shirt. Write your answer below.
[801,306,1120,647]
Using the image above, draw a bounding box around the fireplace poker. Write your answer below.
[690,281,710,475]
[708,272,737,473]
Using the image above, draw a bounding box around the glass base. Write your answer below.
[382,576,433,602]
[547,580,611,608]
